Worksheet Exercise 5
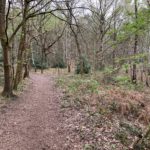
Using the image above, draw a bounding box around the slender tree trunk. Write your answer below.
[70,26,83,74]
[14,0,28,90]
[66,23,72,73]
[113,3,117,69]
[11,38,15,83]
[66,29,71,73]
[68,62,71,73]
[41,50,44,74]
[132,35,138,83]
[23,42,30,78]
[75,33,83,74]
[13,29,26,89]
[98,39,103,69]
[140,65,144,82]
[132,0,138,84]
[66,1,83,74]
[24,63,29,78]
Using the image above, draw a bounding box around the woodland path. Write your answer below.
[0,73,69,150]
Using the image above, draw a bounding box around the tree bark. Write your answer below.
[0,0,13,97]
[132,0,138,84]
[66,1,83,74]
[14,0,28,90]
[24,63,29,78]
[1,40,13,97]
[41,50,44,74]
[23,39,31,78]
[13,28,26,89]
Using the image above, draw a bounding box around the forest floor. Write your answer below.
[0,73,74,150]
[56,72,150,150]
[0,71,150,150]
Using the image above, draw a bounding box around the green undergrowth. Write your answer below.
[98,67,144,91]
[114,75,144,91]
[57,74,101,110]
[56,73,147,149]
[57,74,143,118]
[57,75,100,94]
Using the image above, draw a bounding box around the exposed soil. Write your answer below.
[0,73,70,150]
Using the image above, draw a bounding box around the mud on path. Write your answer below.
[0,73,69,150]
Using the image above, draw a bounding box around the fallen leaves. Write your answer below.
[57,75,150,149]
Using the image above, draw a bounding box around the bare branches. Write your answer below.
[45,24,67,55]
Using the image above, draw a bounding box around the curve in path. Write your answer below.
[0,73,67,150]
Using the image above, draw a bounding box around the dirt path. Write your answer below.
[0,73,68,150]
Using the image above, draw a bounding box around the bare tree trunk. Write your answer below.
[41,50,44,74]
[74,33,83,74]
[1,41,13,96]
[140,65,144,82]
[14,0,28,90]
[132,35,138,83]
[23,41,31,78]
[0,0,5,38]
[14,28,26,89]
[65,1,83,74]
[112,1,117,68]
[66,27,72,73]
[0,0,13,97]
[132,0,138,84]
[24,63,29,78]
[68,62,71,73]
